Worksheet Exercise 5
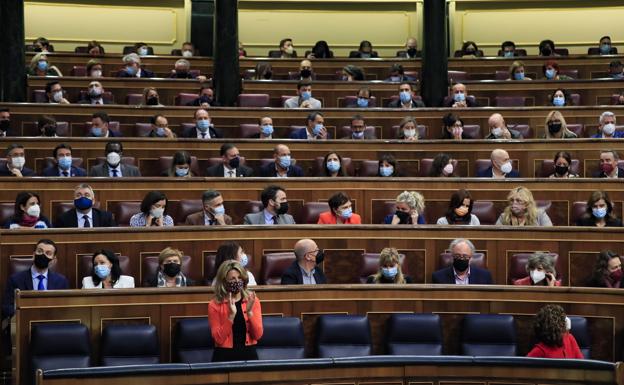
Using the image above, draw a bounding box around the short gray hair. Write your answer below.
[448,238,476,255]
[599,111,616,125]
[74,183,94,196]
[175,59,190,68]
[123,53,141,65]
[526,253,556,275]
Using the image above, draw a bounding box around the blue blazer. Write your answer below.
[2,268,69,318]
[476,166,520,178]
[431,265,493,285]
[41,165,87,177]
[289,128,308,139]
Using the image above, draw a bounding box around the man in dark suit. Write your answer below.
[259,144,304,177]
[0,144,36,177]
[344,87,374,108]
[442,83,479,108]
[78,81,113,105]
[476,149,520,178]
[206,143,254,177]
[116,53,154,78]
[396,37,420,58]
[86,112,121,138]
[281,239,327,285]
[485,113,522,140]
[593,149,624,178]
[2,239,69,319]
[185,190,233,226]
[54,184,116,228]
[243,185,296,225]
[289,111,328,140]
[0,108,18,137]
[341,114,377,139]
[387,82,426,108]
[431,238,493,285]
[181,108,221,139]
[186,84,220,108]
[88,141,141,177]
[41,143,87,177]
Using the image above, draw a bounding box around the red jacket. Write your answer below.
[208,296,263,348]
[513,276,561,286]
[527,332,583,359]
[317,211,362,224]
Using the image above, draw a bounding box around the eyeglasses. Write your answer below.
[452,254,471,260]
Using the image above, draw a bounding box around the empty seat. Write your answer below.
[108,201,140,226]
[256,317,305,360]
[135,123,153,137]
[177,199,203,226]
[472,201,497,225]
[568,316,591,359]
[462,124,482,139]
[386,313,443,355]
[495,70,510,80]
[461,314,517,356]
[301,202,330,224]
[509,124,533,139]
[237,93,270,108]
[100,324,159,366]
[203,254,217,285]
[260,252,296,285]
[447,70,469,81]
[173,318,214,363]
[566,124,584,138]
[588,47,617,55]
[0,202,14,226]
[79,254,130,285]
[358,160,380,177]
[31,323,91,374]
[571,202,587,225]
[126,93,143,105]
[553,48,569,56]
[316,315,372,358]
[559,69,578,79]
[495,96,528,107]
[239,123,261,138]
[175,93,197,106]
[71,66,87,76]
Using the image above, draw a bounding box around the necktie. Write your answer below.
[62,171,69,177]
[272,216,279,225]
[111,169,118,177]
[83,215,91,228]
[37,275,45,290]
[228,170,234,177]
[201,133,206,139]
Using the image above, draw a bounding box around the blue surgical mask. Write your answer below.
[313,123,323,136]
[600,44,611,55]
[239,253,248,268]
[356,98,369,108]
[593,207,608,219]
[553,96,565,107]
[74,196,93,210]
[503,51,514,58]
[212,205,225,216]
[340,207,353,219]
[91,127,103,137]
[380,166,393,177]
[126,66,137,76]
[545,68,556,79]
[94,264,111,279]
[155,127,166,137]
[301,91,312,101]
[514,72,525,81]
[37,61,48,71]
[381,266,398,279]
[453,92,466,103]
[399,91,412,103]
[326,160,340,173]
[352,131,365,139]
[175,167,189,177]
[58,156,72,170]
[279,155,291,168]
[197,119,210,132]
[261,124,274,136]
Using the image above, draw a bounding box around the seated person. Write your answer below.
[496,186,553,226]
[485,113,523,139]
[342,65,365,81]
[250,116,275,139]
[548,88,572,107]
[0,108,16,137]
[283,80,322,109]
[378,153,402,177]
[594,149,624,178]
[442,83,478,107]
[259,144,304,177]
[134,42,151,56]
[608,60,624,79]
[384,64,416,82]
[180,41,195,57]
[513,253,561,286]
[185,190,233,225]
[307,40,333,59]
[366,248,413,284]
[129,191,174,227]
[344,87,373,108]
[45,81,70,104]
[187,84,220,107]
[428,153,456,177]
[538,39,559,57]
[27,53,62,77]
[82,250,135,289]
[169,58,204,80]
[431,238,493,284]
[500,41,517,57]
[4,191,51,229]
[458,41,482,57]
[165,151,194,177]
[350,40,377,58]
[78,81,111,105]
[397,37,420,58]
[281,239,326,284]
[43,144,87,177]
[441,113,469,140]
[385,190,425,225]
[388,82,425,109]
[527,304,583,359]
[0,144,35,177]
[206,143,254,177]
[117,53,154,78]
[576,190,622,227]
[344,114,376,139]
[544,110,577,139]
[38,115,59,137]
[87,40,104,56]
[214,241,256,286]
[290,111,328,140]
[317,192,362,224]
[549,151,579,178]
[146,247,194,287]
[587,250,622,288]
[277,38,296,58]
[147,114,176,138]
[54,183,116,228]
[508,60,532,81]
[243,185,295,225]
[32,37,52,52]
[87,111,121,138]
[86,59,103,78]
[592,111,623,138]
[396,116,420,141]
[476,149,519,178]
[296,59,315,81]
[321,151,348,177]
[597,35,616,55]
[253,62,273,80]
[181,109,221,139]
[436,189,480,225]
[140,87,164,107]
[542,60,572,80]
[88,141,141,177]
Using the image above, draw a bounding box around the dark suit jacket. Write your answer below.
[41,165,87,177]
[576,216,623,227]
[431,265,493,285]
[289,127,324,140]
[0,167,35,177]
[259,162,304,177]
[396,50,421,58]
[476,166,520,178]
[592,167,624,178]
[145,274,195,287]
[387,97,426,108]
[88,163,141,177]
[78,98,112,105]
[53,207,116,228]
[186,98,221,107]
[280,261,327,285]
[442,96,479,107]
[206,163,254,177]
[181,125,221,139]
[349,51,379,58]
[86,129,121,138]
[116,68,155,78]
[341,132,377,140]
[185,211,233,226]
[2,269,69,318]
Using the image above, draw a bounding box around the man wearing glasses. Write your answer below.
[281,239,327,285]
[432,238,493,284]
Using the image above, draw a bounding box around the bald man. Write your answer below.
[443,83,478,108]
[259,144,304,177]
[298,59,314,81]
[281,239,327,285]
[476,149,520,178]
[397,37,420,58]
[485,113,523,139]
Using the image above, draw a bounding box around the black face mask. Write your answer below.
[407,48,417,56]
[395,210,411,224]
[228,157,240,169]
[263,71,273,80]
[175,71,189,78]
[276,201,289,215]
[43,125,57,137]
[541,47,552,56]
[453,258,469,272]
[0,120,10,132]
[146,96,159,105]
[163,262,181,277]
[300,69,312,78]
[548,122,562,134]
[555,165,569,176]
[315,249,325,265]
[34,254,51,270]
[199,95,213,105]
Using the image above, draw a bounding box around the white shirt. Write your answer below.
[91,98,104,105]
[607,169,619,179]
[82,275,135,289]
[76,209,93,228]
[196,128,211,139]
[263,209,276,224]
[223,166,236,177]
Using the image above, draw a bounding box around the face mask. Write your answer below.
[94,265,111,279]
[313,124,323,136]
[315,249,325,265]
[443,163,454,176]
[552,96,565,107]
[0,120,10,132]
[34,254,51,270]
[106,152,121,166]
[126,66,137,76]
[91,126,103,137]
[500,161,513,175]
[395,210,411,223]
[74,196,93,210]
[380,166,394,177]
[300,69,312,78]
[27,204,41,218]
[513,72,525,81]
[511,203,525,216]
[226,280,244,293]
[326,160,340,173]
[399,91,412,103]
[464,48,475,55]
[491,127,503,137]
[197,119,210,132]
[199,95,213,105]
[11,156,25,169]
[37,61,48,71]
[261,125,274,136]
[150,207,165,219]
[593,207,608,218]
[357,98,369,108]
[52,91,63,103]
[163,262,181,278]
[91,70,102,78]
[603,123,616,136]
[284,46,294,55]
[352,130,365,139]
[503,51,514,58]
[601,163,615,175]
[390,76,401,82]
[530,269,546,284]
[89,87,103,98]
[212,205,225,216]
[340,207,353,219]
[453,92,466,103]
[137,47,149,56]
[58,156,72,170]
[454,206,469,217]
[545,69,556,79]
[548,122,562,134]
[541,47,552,56]
[175,167,189,177]
[278,155,291,168]
[228,157,240,169]
[453,258,469,272]
[239,254,248,268]
[555,165,568,176]
[43,125,57,137]
[155,126,166,137]
[600,44,611,55]
[175,71,189,79]
[403,129,416,138]
[300,91,312,101]
[382,266,398,279]
[146,96,159,106]
[276,201,289,215]
[609,268,623,282]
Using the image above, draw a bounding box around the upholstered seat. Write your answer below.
[386,313,443,355]
[316,315,372,358]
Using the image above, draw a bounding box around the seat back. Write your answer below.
[174,93,198,106]
[71,66,87,76]
[257,317,305,360]
[447,70,469,81]
[495,96,528,107]
[568,316,591,359]
[462,124,482,139]
[358,160,380,177]
[240,123,260,138]
[566,124,584,137]
[301,202,330,224]
[571,201,587,225]
[386,313,443,355]
[316,315,372,358]
[177,199,203,226]
[439,252,485,269]
[554,48,569,56]
[125,93,143,105]
[31,323,91,373]
[509,124,533,139]
[134,123,153,137]
[461,314,517,356]
[260,252,296,285]
[203,254,217,285]
[100,324,159,366]
[237,93,270,107]
[173,317,214,363]
[109,201,141,226]
[0,202,15,225]
[537,159,580,177]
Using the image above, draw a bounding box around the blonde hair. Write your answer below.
[30,52,48,70]
[143,87,158,101]
[509,60,525,78]
[158,247,183,266]
[396,191,425,214]
[544,110,575,139]
[213,260,250,302]
[398,117,419,140]
[371,248,406,284]
[500,186,539,226]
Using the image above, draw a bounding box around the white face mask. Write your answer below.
[52,91,63,103]
[491,127,503,137]
[91,70,102,78]
[565,316,571,331]
[443,163,454,175]
[500,161,513,174]
[603,123,616,136]
[150,207,164,218]
[11,156,25,169]
[182,50,193,57]
[530,269,546,284]
[27,204,41,218]
[106,152,121,166]
[403,129,416,138]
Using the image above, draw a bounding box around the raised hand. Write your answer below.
[228,292,237,321]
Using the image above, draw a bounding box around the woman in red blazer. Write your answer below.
[527,304,583,359]
[317,192,362,224]
[208,260,263,362]
[513,253,561,286]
